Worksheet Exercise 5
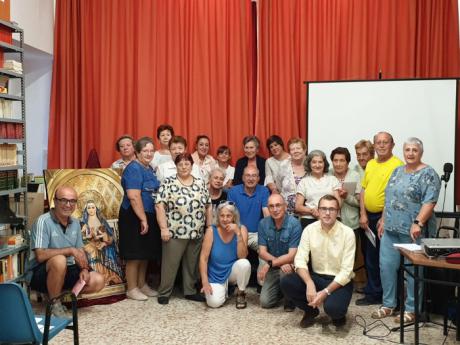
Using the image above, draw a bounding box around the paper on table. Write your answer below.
[393,243,422,252]
[364,226,376,247]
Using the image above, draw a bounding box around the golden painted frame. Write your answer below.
[44,169,126,298]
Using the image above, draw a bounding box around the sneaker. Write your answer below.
[299,308,319,328]
[126,288,148,301]
[236,290,247,309]
[139,284,158,297]
[51,302,72,319]
[157,296,169,305]
[184,293,206,302]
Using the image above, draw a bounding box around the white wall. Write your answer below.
[10,0,54,176]
[10,0,54,55]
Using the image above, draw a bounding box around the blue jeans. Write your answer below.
[363,211,382,301]
[280,272,353,320]
[380,230,423,312]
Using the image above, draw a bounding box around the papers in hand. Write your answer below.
[364,226,376,247]
[393,243,422,252]
[72,279,86,296]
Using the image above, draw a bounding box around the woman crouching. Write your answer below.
[199,201,251,309]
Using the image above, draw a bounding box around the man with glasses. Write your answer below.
[228,166,269,286]
[257,194,301,311]
[28,186,104,318]
[357,131,403,306]
[280,194,355,328]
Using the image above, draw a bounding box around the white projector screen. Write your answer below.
[307,79,457,212]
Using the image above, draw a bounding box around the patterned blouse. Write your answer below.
[156,176,211,240]
[384,165,441,236]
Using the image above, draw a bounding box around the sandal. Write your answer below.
[394,311,415,324]
[236,290,247,309]
[371,306,395,319]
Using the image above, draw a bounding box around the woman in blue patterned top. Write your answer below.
[118,137,161,301]
[199,201,251,309]
[371,137,441,324]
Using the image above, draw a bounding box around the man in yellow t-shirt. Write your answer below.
[356,132,403,306]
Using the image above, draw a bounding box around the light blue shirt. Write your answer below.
[384,165,441,236]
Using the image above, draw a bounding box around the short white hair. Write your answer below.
[404,137,424,153]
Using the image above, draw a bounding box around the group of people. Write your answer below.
[26,126,442,329]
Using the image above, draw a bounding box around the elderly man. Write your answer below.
[280,195,355,327]
[28,186,104,318]
[357,132,403,306]
[353,139,375,179]
[258,194,301,310]
[228,166,270,251]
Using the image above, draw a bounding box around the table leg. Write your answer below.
[399,253,405,344]
[414,264,419,345]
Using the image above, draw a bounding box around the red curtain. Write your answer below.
[255,0,460,153]
[48,0,255,168]
[49,0,460,173]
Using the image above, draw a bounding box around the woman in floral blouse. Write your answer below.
[156,153,213,304]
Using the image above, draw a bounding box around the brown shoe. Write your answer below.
[299,308,319,328]
[236,290,247,309]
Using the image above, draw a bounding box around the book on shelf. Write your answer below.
[0,122,22,139]
[3,60,23,74]
[0,99,12,118]
[0,143,17,166]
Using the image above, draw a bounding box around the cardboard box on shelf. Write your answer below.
[9,192,45,230]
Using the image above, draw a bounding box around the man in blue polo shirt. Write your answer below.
[258,194,301,310]
[28,186,104,318]
[228,166,269,253]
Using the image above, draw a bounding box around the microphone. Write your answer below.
[441,163,453,183]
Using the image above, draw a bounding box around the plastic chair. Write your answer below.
[0,282,79,345]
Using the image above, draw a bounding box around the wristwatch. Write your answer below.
[324,287,331,296]
[413,219,424,227]
[267,260,273,268]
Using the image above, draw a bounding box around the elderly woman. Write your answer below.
[209,167,228,210]
[371,137,440,323]
[277,138,307,214]
[156,153,213,304]
[118,137,161,301]
[295,150,341,228]
[264,135,290,193]
[330,147,361,230]
[199,202,251,309]
[191,134,217,183]
[111,135,136,170]
[233,135,266,186]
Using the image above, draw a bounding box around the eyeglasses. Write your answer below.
[55,198,78,206]
[268,203,284,210]
[219,200,235,206]
[375,141,391,146]
[318,207,338,213]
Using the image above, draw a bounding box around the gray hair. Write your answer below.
[404,137,424,153]
[209,167,226,179]
[215,201,241,227]
[242,135,260,148]
[304,150,330,174]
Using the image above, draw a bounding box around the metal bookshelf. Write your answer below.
[0,19,27,284]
